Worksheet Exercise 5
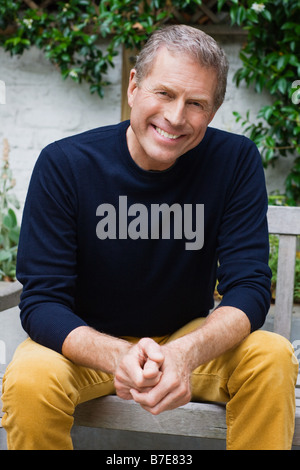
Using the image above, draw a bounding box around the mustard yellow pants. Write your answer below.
[1,318,299,450]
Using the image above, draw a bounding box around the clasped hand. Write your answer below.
[114,337,192,415]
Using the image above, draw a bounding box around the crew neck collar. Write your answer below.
[118,120,190,180]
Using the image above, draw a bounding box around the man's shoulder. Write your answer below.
[34,122,128,177]
[201,127,259,164]
[54,121,128,149]
[39,121,128,166]
[205,126,254,147]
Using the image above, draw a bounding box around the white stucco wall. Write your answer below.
[0,36,295,217]
[0,41,122,214]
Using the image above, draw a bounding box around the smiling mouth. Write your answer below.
[155,126,181,140]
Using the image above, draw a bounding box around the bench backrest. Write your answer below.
[267,205,300,339]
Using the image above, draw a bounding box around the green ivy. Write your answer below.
[0,140,20,281]
[224,0,300,205]
[0,0,299,203]
[0,0,118,97]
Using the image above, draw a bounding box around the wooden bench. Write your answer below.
[1,205,300,447]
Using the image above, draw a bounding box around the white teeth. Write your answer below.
[155,127,180,140]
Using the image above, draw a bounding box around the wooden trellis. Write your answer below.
[171,0,229,26]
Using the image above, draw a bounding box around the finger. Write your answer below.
[131,385,191,415]
[143,359,162,379]
[115,377,156,401]
[138,338,164,366]
[115,343,148,388]
[115,339,164,393]
[130,366,192,414]
[117,364,162,388]
[116,388,133,400]
[129,384,167,410]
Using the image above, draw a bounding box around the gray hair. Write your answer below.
[134,25,229,111]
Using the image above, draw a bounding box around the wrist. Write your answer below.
[163,333,200,374]
[109,338,133,375]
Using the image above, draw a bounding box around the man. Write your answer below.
[1,25,298,450]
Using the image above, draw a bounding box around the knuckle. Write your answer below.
[170,376,181,390]
[114,368,124,382]
[145,396,157,409]
[114,376,120,388]
[149,407,161,416]
[135,376,145,388]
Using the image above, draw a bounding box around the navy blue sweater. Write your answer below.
[17,121,271,353]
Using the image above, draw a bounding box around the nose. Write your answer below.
[164,99,186,128]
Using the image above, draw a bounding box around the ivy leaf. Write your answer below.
[261,9,272,22]
[265,136,276,148]
[259,106,274,121]
[255,74,266,94]
[277,78,288,94]
[0,250,11,262]
[277,54,290,71]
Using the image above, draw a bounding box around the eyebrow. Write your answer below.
[153,83,211,106]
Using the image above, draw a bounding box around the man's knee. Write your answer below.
[1,340,77,449]
[2,339,78,419]
[242,330,298,383]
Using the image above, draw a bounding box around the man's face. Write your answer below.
[126,47,218,171]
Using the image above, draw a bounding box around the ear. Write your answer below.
[127,69,138,109]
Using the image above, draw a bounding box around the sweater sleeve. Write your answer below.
[216,137,272,332]
[17,143,88,353]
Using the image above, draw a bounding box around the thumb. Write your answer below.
[138,338,164,378]
[138,337,164,364]
[143,358,163,379]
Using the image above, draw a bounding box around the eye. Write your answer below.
[190,101,203,109]
[157,91,169,97]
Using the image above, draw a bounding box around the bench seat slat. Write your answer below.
[74,396,227,440]
[74,392,300,446]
